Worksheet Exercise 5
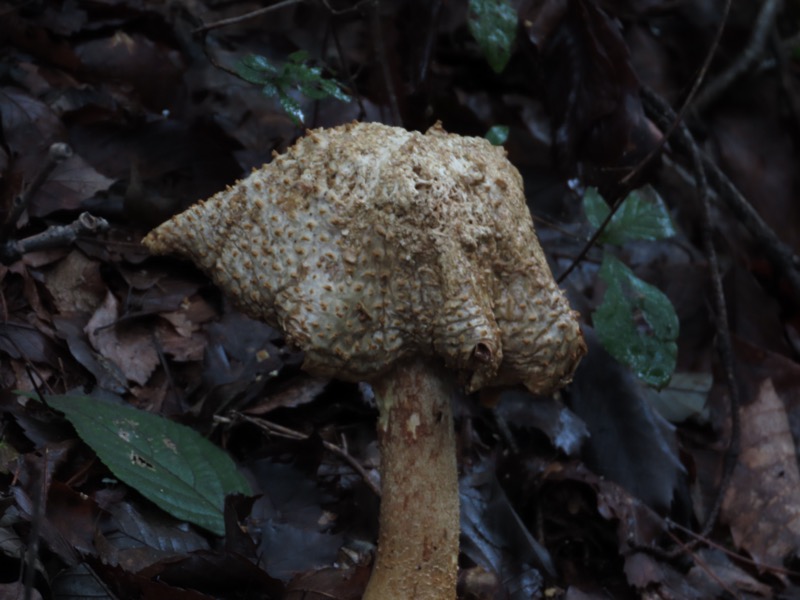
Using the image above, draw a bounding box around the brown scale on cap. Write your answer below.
[143,121,585,394]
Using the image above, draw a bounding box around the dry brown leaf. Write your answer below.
[155,319,207,362]
[44,250,105,314]
[29,152,114,217]
[85,292,159,386]
[243,376,329,415]
[722,378,800,572]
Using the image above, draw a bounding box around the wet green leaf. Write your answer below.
[468,0,517,73]
[43,394,251,535]
[485,125,509,146]
[279,93,305,125]
[235,53,350,124]
[583,186,676,245]
[594,255,678,388]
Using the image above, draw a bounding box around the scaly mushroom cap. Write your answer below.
[143,122,585,394]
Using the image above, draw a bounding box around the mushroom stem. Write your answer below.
[363,359,459,600]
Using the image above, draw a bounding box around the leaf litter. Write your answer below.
[0,0,799,598]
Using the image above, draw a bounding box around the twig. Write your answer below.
[642,87,800,299]
[230,412,381,497]
[557,0,732,284]
[193,0,304,33]
[0,212,110,265]
[662,528,740,599]
[1,143,73,241]
[680,104,741,542]
[692,0,782,112]
[627,89,741,562]
[666,518,800,578]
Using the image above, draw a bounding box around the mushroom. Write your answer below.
[143,122,586,599]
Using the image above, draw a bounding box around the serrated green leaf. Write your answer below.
[593,255,678,388]
[236,64,269,86]
[43,394,251,535]
[485,125,509,146]
[236,55,279,84]
[236,52,350,123]
[279,93,305,125]
[299,79,334,101]
[582,187,611,228]
[319,78,351,103]
[468,0,517,73]
[260,81,279,98]
[583,186,676,245]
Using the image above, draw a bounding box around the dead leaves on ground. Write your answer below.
[0,0,800,598]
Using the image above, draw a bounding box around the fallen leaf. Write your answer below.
[722,378,800,572]
[43,250,106,314]
[29,152,114,217]
[86,292,159,386]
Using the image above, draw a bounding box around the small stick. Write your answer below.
[193,0,304,33]
[682,110,741,543]
[692,0,782,112]
[0,212,109,265]
[229,412,382,497]
[642,87,800,299]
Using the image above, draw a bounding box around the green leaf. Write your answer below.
[236,54,279,84]
[278,93,305,125]
[583,186,676,245]
[299,79,335,101]
[260,81,279,98]
[44,394,251,535]
[235,52,350,124]
[485,125,509,146]
[318,78,352,103]
[288,50,310,63]
[593,255,678,388]
[468,0,517,73]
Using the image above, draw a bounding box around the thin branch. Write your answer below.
[628,88,741,563]
[193,0,304,33]
[662,528,740,599]
[642,87,800,299]
[666,518,800,578]
[557,0,732,284]
[692,0,782,112]
[681,104,741,542]
[230,412,381,497]
[0,212,109,265]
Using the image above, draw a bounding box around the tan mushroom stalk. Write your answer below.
[143,122,586,599]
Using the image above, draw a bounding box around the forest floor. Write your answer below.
[1,1,800,599]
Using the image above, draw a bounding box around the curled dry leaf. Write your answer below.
[144,122,585,395]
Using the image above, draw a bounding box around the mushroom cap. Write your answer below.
[143,122,585,394]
